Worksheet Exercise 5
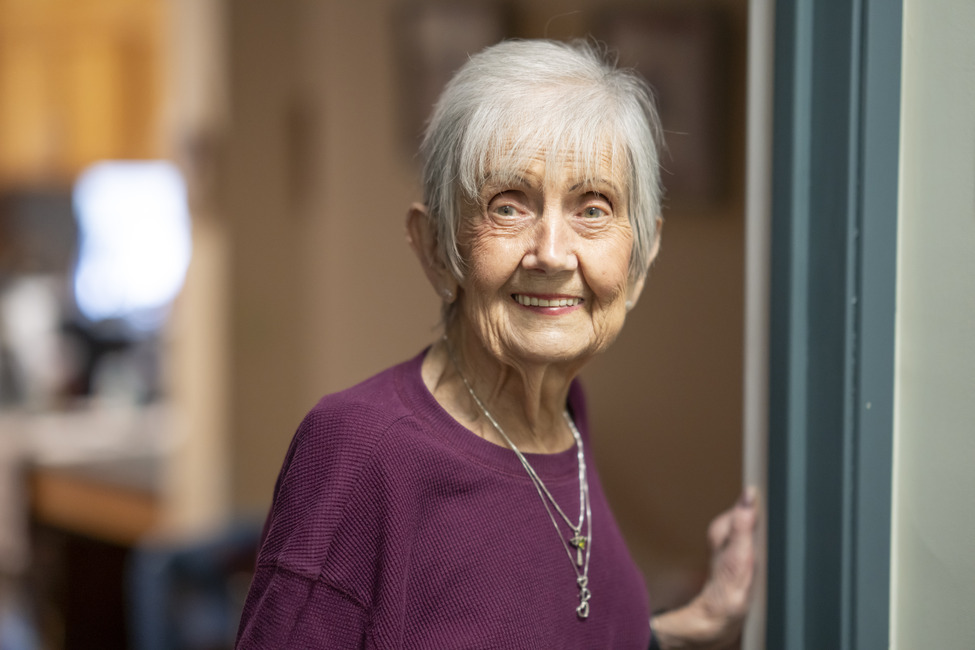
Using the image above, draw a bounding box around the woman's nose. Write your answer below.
[522,207,579,272]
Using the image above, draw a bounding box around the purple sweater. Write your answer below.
[237,351,651,648]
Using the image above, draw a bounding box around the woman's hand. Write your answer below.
[650,487,761,649]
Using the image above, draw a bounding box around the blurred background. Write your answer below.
[0,0,747,647]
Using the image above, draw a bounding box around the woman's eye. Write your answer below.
[489,195,524,217]
[583,206,608,218]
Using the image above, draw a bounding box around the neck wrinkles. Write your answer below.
[440,323,582,454]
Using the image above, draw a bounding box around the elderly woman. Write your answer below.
[236,40,757,649]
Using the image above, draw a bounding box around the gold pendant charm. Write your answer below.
[570,534,587,567]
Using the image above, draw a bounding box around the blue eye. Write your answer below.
[584,206,607,218]
[493,204,519,217]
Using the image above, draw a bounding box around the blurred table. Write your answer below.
[9,402,171,542]
[30,455,162,546]
[0,402,172,649]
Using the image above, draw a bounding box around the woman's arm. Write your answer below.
[650,487,760,650]
[236,564,369,648]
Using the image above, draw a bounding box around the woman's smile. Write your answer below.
[511,293,584,310]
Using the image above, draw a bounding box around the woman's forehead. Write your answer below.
[478,144,628,192]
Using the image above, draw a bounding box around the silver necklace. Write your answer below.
[443,337,593,619]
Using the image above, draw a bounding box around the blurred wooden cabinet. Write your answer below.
[0,0,166,189]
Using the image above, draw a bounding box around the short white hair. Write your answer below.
[420,39,664,282]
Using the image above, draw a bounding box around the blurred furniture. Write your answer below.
[0,0,166,190]
[31,456,162,548]
[0,404,170,649]
[127,523,260,650]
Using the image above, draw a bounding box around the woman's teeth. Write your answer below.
[514,295,581,307]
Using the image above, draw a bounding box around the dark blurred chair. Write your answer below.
[127,522,260,650]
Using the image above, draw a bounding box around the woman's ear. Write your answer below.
[406,203,458,303]
[626,217,663,311]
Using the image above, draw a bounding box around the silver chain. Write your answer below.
[443,336,593,618]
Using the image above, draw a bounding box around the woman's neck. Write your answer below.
[423,327,584,454]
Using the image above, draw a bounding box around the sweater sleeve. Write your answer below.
[235,564,368,648]
[235,393,404,649]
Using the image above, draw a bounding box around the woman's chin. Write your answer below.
[456,310,622,369]
[497,333,608,368]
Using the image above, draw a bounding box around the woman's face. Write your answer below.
[455,148,642,368]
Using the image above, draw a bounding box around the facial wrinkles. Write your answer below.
[479,150,626,215]
[457,147,634,371]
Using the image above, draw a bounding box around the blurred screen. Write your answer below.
[72,161,192,333]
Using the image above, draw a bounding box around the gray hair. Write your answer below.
[420,39,664,282]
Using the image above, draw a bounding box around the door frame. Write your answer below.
[746,0,902,647]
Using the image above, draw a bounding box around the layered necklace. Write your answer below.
[443,337,593,619]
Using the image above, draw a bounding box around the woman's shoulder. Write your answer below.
[257,353,431,570]
[287,352,427,472]
[299,350,426,443]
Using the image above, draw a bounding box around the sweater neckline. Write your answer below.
[395,348,586,481]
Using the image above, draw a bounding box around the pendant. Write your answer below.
[570,533,587,567]
[576,576,591,619]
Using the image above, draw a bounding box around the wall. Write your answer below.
[891,0,975,646]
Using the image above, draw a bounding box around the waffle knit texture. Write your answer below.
[236,350,652,649]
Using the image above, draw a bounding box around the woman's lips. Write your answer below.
[512,294,583,308]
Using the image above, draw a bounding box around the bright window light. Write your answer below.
[73,161,192,332]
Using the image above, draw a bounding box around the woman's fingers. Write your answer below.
[708,486,758,548]
[707,509,733,550]
[650,489,761,649]
[698,487,762,634]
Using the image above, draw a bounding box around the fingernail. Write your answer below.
[740,486,758,507]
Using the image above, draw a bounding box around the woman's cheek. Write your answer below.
[586,246,632,302]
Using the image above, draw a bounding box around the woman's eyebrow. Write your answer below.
[483,172,539,191]
[569,179,622,198]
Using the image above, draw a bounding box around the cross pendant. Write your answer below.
[570,534,586,567]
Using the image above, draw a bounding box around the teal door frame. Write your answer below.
[766,0,901,648]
